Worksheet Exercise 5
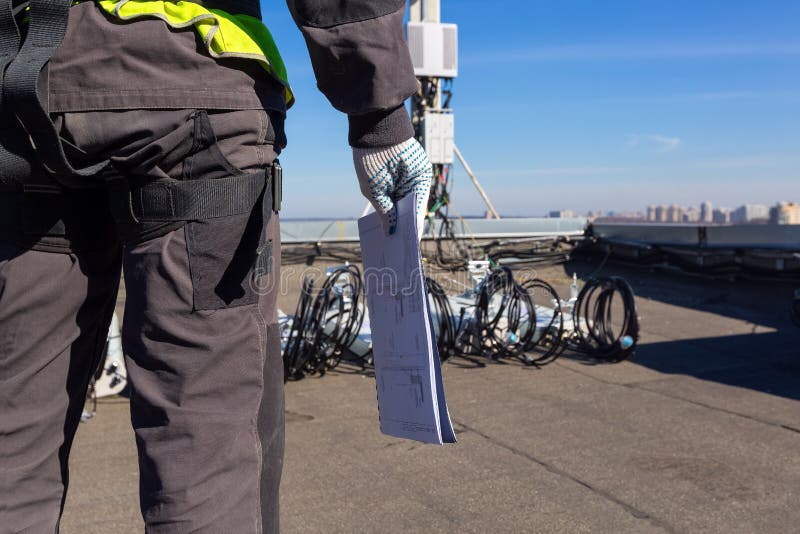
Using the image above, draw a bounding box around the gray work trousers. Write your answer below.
[0,109,285,533]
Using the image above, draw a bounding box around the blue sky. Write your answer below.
[263,0,799,218]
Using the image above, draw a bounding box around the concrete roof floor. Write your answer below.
[60,257,800,534]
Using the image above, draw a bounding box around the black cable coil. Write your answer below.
[568,276,639,362]
[282,265,366,381]
[520,278,566,366]
[473,267,536,361]
[426,277,459,362]
[427,268,542,364]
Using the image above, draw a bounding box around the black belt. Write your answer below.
[132,162,281,221]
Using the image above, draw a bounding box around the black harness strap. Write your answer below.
[0,0,20,105]
[0,0,35,186]
[131,170,271,222]
[4,0,111,188]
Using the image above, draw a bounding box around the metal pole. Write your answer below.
[409,0,421,22]
[453,144,501,219]
[410,0,440,23]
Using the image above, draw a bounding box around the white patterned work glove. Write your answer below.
[353,138,433,238]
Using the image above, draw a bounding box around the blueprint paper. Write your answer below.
[358,194,456,445]
[430,320,457,444]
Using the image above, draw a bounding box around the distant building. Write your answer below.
[666,204,683,223]
[731,204,769,224]
[683,206,700,223]
[700,201,713,223]
[646,205,657,222]
[713,207,732,225]
[654,205,667,223]
[549,210,576,219]
[770,202,800,224]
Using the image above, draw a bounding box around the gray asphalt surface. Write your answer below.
[60,259,800,534]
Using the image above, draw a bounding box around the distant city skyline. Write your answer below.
[583,200,799,225]
[434,195,797,220]
[407,168,799,218]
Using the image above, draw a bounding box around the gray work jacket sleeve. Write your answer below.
[286,0,417,147]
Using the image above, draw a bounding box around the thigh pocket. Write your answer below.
[182,109,276,311]
[185,190,273,311]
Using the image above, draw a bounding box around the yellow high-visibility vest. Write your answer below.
[96,0,294,107]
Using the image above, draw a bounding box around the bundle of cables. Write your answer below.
[426,270,640,365]
[474,237,575,269]
[280,242,363,266]
[566,276,639,362]
[426,277,459,361]
[472,267,537,361]
[520,278,566,366]
[282,265,366,381]
[427,268,540,363]
[424,164,476,271]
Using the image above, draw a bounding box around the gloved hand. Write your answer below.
[353,138,433,238]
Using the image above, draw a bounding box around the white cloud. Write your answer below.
[650,135,681,152]
[628,134,681,152]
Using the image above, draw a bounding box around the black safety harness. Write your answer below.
[0,0,281,250]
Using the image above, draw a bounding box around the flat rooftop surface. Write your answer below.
[61,258,800,533]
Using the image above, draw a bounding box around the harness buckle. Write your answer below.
[271,160,282,212]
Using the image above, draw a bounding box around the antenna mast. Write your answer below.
[408,0,500,219]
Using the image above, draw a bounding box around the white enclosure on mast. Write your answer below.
[406,22,458,79]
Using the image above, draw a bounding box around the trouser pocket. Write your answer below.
[184,177,274,311]
[146,108,274,311]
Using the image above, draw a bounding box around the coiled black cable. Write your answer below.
[282,265,366,381]
[283,277,316,380]
[317,265,366,370]
[473,267,536,361]
[425,277,459,361]
[570,276,639,362]
[520,279,566,366]
[426,270,561,365]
